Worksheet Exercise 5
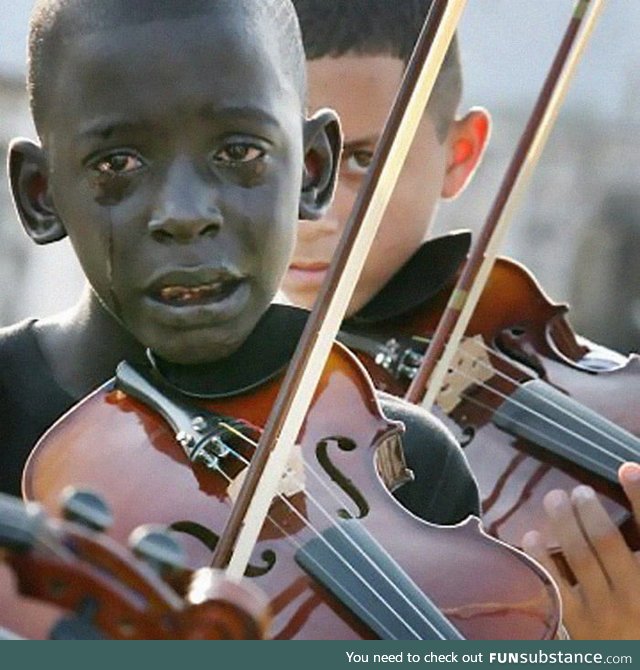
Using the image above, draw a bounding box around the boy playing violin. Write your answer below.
[283,0,489,316]
[285,0,640,640]
[0,0,479,528]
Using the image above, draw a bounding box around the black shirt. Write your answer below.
[0,315,479,523]
[0,319,74,497]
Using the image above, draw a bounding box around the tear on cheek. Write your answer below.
[105,210,117,314]
[91,175,131,206]
[245,162,267,187]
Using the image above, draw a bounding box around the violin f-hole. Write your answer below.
[316,438,369,520]
[170,521,276,578]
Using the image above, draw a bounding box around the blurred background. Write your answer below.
[1,0,638,352]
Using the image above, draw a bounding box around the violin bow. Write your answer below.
[212,0,468,576]
[405,0,607,409]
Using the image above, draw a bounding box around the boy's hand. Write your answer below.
[522,462,640,640]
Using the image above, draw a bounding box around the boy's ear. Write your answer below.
[8,138,66,245]
[441,108,491,200]
[299,108,342,220]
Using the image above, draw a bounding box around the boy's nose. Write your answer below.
[148,160,223,243]
[148,211,221,243]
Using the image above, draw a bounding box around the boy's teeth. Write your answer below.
[159,282,224,303]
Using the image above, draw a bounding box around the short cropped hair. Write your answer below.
[28,0,306,135]
[292,0,462,140]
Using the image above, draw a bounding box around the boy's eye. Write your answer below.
[344,149,374,175]
[212,143,265,165]
[93,153,144,176]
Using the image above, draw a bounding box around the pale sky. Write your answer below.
[2,1,639,120]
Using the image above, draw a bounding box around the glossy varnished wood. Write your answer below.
[23,345,559,639]
[349,258,639,547]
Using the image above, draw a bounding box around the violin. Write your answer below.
[0,491,269,639]
[22,338,560,639]
[340,231,640,549]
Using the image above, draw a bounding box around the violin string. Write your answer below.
[214,425,448,640]
[137,369,427,634]
[453,342,638,460]
[454,382,625,475]
[218,426,453,639]
[210,463,416,640]
[412,334,637,464]
[440,351,631,471]
[460,337,637,448]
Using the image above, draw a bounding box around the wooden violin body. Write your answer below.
[24,344,559,639]
[342,254,640,548]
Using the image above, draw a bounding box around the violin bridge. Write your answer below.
[436,336,495,414]
[375,432,414,493]
[226,447,306,504]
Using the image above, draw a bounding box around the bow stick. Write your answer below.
[405,0,607,409]
[212,0,468,576]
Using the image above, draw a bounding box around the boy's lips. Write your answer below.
[286,261,331,287]
[155,280,242,306]
[143,267,250,325]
